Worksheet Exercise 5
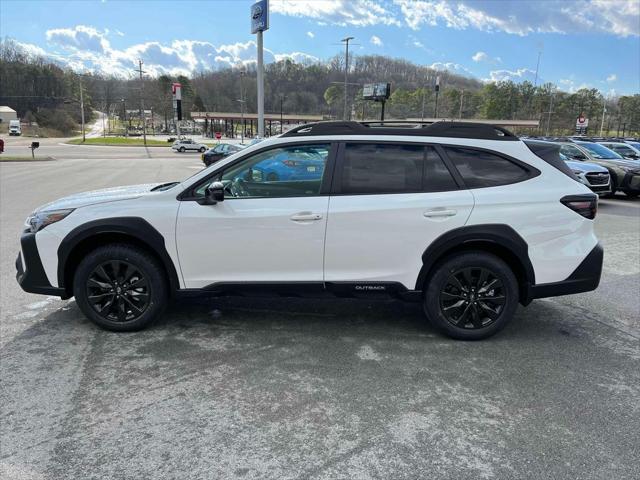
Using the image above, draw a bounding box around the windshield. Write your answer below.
[576,142,623,159]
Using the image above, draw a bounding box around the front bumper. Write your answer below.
[16,232,67,297]
[620,172,640,193]
[524,243,603,303]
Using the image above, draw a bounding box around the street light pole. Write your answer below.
[280,94,285,134]
[239,70,245,144]
[341,36,354,121]
[134,59,147,146]
[79,76,85,142]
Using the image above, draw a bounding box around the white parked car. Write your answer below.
[16,121,603,340]
[172,138,208,153]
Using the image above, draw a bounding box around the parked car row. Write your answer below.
[523,136,640,198]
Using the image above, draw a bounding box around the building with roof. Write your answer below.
[0,106,18,124]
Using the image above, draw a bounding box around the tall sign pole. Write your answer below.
[172,82,182,138]
[342,36,354,121]
[251,0,269,138]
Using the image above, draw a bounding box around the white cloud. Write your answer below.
[472,50,501,64]
[429,62,472,75]
[274,51,320,64]
[14,42,48,57]
[370,35,383,46]
[306,31,315,38]
[393,0,639,37]
[271,0,401,27]
[606,73,617,83]
[115,30,125,37]
[46,25,111,53]
[31,25,317,77]
[485,68,538,83]
[472,51,488,62]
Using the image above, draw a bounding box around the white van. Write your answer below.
[9,119,21,136]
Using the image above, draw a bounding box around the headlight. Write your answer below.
[26,209,74,233]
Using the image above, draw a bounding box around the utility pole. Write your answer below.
[434,76,440,119]
[280,94,285,134]
[545,85,555,136]
[79,76,85,142]
[134,59,147,145]
[599,96,607,137]
[341,36,354,121]
[459,89,464,119]
[102,101,106,140]
[121,99,127,136]
[420,77,428,122]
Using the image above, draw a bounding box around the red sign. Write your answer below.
[215,132,222,140]
[171,83,182,100]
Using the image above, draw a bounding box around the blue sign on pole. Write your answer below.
[251,0,269,34]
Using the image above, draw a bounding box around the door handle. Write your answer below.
[423,209,457,218]
[290,212,323,222]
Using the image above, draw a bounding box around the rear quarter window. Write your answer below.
[444,147,531,188]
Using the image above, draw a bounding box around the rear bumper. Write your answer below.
[524,243,603,304]
[16,232,67,297]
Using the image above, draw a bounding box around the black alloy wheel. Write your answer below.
[73,244,168,331]
[423,251,518,340]
[86,260,150,322]
[439,267,505,329]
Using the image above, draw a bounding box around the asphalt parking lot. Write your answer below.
[1,140,639,479]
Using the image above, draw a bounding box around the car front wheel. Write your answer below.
[423,251,519,340]
[199,147,206,152]
[73,244,168,331]
[179,147,185,153]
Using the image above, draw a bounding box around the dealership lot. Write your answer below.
[1,144,639,479]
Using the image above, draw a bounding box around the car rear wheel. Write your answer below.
[423,251,519,340]
[73,244,168,332]
[179,147,185,153]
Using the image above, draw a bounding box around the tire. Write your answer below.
[423,251,519,340]
[179,147,185,153]
[73,244,168,332]
[199,147,206,153]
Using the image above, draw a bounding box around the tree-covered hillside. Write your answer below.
[1,39,638,136]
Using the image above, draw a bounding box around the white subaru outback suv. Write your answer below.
[16,121,603,340]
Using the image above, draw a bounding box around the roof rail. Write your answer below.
[281,120,519,141]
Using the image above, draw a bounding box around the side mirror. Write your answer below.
[202,181,225,205]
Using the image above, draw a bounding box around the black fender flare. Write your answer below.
[57,217,181,293]
[415,224,535,300]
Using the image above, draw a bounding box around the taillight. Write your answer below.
[560,194,598,219]
[282,160,299,167]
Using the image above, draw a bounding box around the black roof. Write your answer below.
[281,121,519,141]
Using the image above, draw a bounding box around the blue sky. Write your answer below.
[2,0,639,94]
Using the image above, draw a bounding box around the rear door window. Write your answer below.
[444,147,530,188]
[340,143,422,194]
[339,143,458,194]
